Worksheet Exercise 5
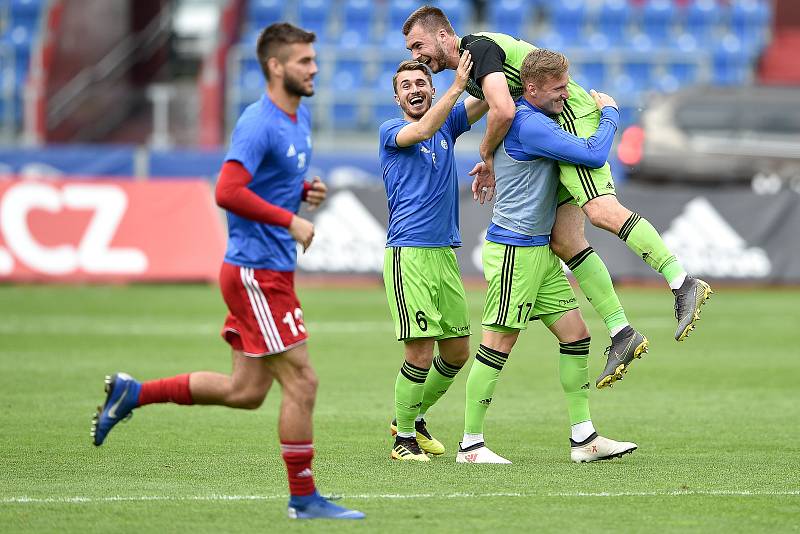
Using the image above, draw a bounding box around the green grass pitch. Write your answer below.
[1,283,798,532]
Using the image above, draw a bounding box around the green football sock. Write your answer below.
[464,345,509,434]
[618,213,685,286]
[559,338,592,425]
[566,247,628,334]
[394,360,429,436]
[419,355,463,417]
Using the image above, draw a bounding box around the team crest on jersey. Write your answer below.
[286,144,296,157]
[440,139,448,150]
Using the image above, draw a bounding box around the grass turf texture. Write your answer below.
[1,284,798,533]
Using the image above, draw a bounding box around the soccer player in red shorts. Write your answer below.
[90,22,364,521]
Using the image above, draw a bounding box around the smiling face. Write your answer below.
[405,24,451,73]
[527,72,570,116]
[393,67,435,120]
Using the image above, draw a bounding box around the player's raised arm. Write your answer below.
[395,50,472,147]
[464,96,489,125]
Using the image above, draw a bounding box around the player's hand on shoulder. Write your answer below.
[590,89,617,111]
[304,176,327,211]
[289,215,315,252]
[453,50,472,92]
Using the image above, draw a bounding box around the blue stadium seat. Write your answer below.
[682,0,720,46]
[535,30,564,52]
[574,59,608,90]
[595,0,631,38]
[731,0,771,49]
[653,73,681,94]
[333,101,361,129]
[298,0,330,42]
[641,0,677,46]
[372,101,401,128]
[431,0,472,32]
[248,0,285,25]
[621,56,655,92]
[388,0,421,31]
[712,33,750,86]
[342,0,376,40]
[487,0,531,39]
[333,58,365,91]
[664,57,701,85]
[10,0,42,25]
[549,0,587,38]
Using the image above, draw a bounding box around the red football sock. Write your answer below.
[137,374,194,407]
[281,441,316,496]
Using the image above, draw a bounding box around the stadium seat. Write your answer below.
[730,0,771,49]
[640,0,677,46]
[9,0,42,25]
[333,58,365,91]
[298,0,330,42]
[342,0,376,41]
[247,0,285,25]
[487,0,531,39]
[595,0,631,38]
[332,101,361,129]
[621,57,655,92]
[431,0,472,32]
[682,0,720,46]
[372,101,401,128]
[388,0,421,32]
[549,0,587,40]
[535,30,566,52]
[712,33,750,86]
[574,58,608,90]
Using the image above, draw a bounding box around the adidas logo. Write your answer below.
[605,181,614,190]
[286,144,296,157]
[580,382,590,390]
[662,197,771,278]
[479,397,492,406]
[642,251,650,261]
[296,468,313,478]
[410,402,422,409]
[464,453,478,462]
[297,191,386,273]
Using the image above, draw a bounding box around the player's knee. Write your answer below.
[229,387,267,409]
[287,366,318,408]
[549,237,570,261]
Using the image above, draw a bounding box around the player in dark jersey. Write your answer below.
[90,23,363,521]
[402,6,712,388]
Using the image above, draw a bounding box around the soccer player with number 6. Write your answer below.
[90,22,363,521]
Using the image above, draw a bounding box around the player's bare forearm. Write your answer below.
[464,96,489,125]
[480,107,514,162]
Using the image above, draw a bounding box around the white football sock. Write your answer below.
[571,421,596,443]
[461,433,484,448]
[669,272,688,290]
[609,324,629,337]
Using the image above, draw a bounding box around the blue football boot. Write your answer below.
[287,493,365,520]
[91,373,141,446]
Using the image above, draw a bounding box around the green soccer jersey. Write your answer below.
[459,32,597,121]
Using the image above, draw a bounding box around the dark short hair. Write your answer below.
[392,60,433,94]
[256,22,316,79]
[520,48,570,88]
[402,5,455,36]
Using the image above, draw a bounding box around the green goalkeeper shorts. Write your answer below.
[557,109,617,207]
[383,247,471,341]
[481,241,578,332]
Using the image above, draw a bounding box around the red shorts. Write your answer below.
[219,262,308,356]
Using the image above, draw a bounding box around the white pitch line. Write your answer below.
[2,490,798,505]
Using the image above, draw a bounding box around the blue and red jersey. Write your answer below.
[223,94,312,271]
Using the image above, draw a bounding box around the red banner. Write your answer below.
[0,179,226,282]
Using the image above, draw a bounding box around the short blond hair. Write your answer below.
[520,48,569,88]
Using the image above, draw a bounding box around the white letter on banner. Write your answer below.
[0,247,13,275]
[62,185,148,274]
[0,182,78,274]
